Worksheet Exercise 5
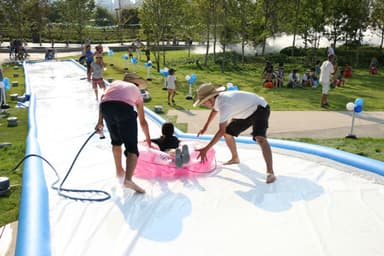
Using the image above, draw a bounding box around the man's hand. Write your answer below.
[196,147,209,163]
[95,122,103,133]
[197,127,207,137]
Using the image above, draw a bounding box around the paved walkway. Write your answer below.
[169,110,384,139]
[1,51,383,139]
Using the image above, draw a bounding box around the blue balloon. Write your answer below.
[354,98,364,107]
[228,85,238,91]
[160,70,168,77]
[122,54,128,60]
[131,57,137,64]
[144,62,152,67]
[189,74,197,84]
[3,77,10,90]
[354,105,363,113]
[108,49,114,56]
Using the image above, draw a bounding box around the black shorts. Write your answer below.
[86,61,92,72]
[100,101,139,156]
[226,105,270,139]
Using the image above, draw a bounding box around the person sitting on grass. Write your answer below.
[301,70,313,87]
[343,64,352,78]
[273,67,284,88]
[262,61,274,87]
[287,69,300,88]
[332,66,345,87]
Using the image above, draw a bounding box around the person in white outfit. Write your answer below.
[193,83,276,184]
[319,55,335,108]
[167,68,178,105]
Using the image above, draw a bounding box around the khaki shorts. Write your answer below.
[322,81,330,94]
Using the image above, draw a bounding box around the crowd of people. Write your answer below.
[260,45,366,108]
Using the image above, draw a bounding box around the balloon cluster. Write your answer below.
[226,82,238,91]
[130,57,138,64]
[346,98,364,113]
[3,77,10,90]
[185,74,197,84]
[144,61,152,67]
[160,68,169,77]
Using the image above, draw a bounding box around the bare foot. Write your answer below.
[266,173,276,184]
[124,180,146,193]
[223,158,240,165]
[116,169,125,178]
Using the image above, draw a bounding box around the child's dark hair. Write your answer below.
[162,122,175,137]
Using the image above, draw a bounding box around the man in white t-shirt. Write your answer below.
[319,55,335,108]
[193,83,276,183]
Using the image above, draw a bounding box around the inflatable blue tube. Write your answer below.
[15,63,51,256]
[144,107,384,177]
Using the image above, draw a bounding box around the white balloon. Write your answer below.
[226,82,233,88]
[346,102,355,111]
[164,68,169,72]
[185,75,191,81]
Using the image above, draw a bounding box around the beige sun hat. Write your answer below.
[193,83,226,107]
[123,72,147,89]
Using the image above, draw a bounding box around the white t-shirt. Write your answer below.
[214,91,268,123]
[167,75,176,89]
[319,60,334,84]
[288,72,300,82]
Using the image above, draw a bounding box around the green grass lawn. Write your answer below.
[100,50,384,112]
[0,50,383,227]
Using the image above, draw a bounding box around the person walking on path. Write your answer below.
[90,53,106,100]
[84,45,94,81]
[193,83,276,184]
[167,68,179,105]
[95,73,151,193]
[319,55,335,108]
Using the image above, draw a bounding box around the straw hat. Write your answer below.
[193,83,226,107]
[123,72,147,89]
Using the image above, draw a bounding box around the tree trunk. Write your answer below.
[204,14,211,67]
[291,0,300,57]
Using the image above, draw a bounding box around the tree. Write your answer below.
[342,0,370,46]
[23,0,50,44]
[371,0,384,49]
[227,0,258,63]
[94,6,115,26]
[1,0,27,39]
[57,0,96,44]
[195,0,220,66]
[259,0,283,55]
[140,0,186,71]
